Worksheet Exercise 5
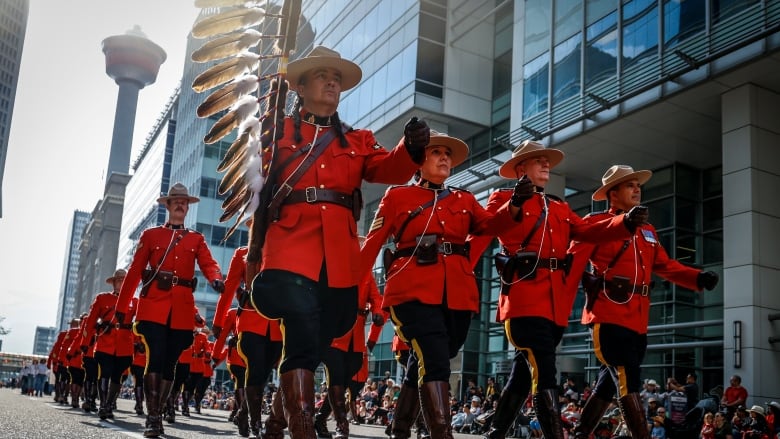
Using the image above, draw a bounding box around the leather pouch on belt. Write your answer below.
[494,253,511,275]
[606,275,631,301]
[415,234,438,265]
[514,252,538,280]
[154,271,174,291]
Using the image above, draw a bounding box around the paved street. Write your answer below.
[0,387,481,438]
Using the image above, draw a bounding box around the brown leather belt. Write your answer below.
[535,257,570,272]
[393,242,470,259]
[156,273,196,288]
[283,187,353,210]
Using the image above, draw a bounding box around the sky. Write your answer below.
[0,1,201,353]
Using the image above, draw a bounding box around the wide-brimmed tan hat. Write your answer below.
[105,268,127,284]
[498,140,564,179]
[427,131,469,168]
[592,165,653,201]
[287,45,362,91]
[748,405,766,417]
[157,182,200,204]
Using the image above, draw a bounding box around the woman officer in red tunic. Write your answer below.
[360,133,514,439]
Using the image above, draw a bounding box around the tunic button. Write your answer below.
[292,145,296,149]
[320,164,325,168]
[350,151,355,155]
[322,206,326,210]
[319,184,325,188]
[437,207,442,210]
[462,209,466,213]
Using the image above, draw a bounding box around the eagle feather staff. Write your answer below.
[190,0,302,273]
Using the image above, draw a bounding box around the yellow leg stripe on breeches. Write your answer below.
[277,319,287,375]
[389,306,426,386]
[236,332,250,388]
[504,320,539,394]
[592,323,629,398]
[132,322,152,374]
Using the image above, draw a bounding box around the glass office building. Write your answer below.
[167,0,779,401]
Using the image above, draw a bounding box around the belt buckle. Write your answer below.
[172,275,179,286]
[549,257,558,271]
[441,242,452,255]
[640,284,649,296]
[305,187,317,203]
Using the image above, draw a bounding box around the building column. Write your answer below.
[721,83,780,403]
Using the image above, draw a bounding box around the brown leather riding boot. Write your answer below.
[264,387,288,439]
[314,390,333,438]
[573,395,613,439]
[235,387,250,437]
[329,385,349,439]
[533,389,565,439]
[418,381,453,439]
[619,392,649,439]
[483,388,526,439]
[280,369,316,439]
[143,373,163,438]
[389,383,420,439]
[70,383,82,409]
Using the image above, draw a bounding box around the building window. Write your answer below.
[522,52,550,119]
[663,0,706,48]
[585,10,618,90]
[622,0,659,70]
[552,32,582,106]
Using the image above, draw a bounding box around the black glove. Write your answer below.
[366,340,376,353]
[624,205,649,232]
[212,325,222,340]
[80,345,88,355]
[211,279,225,293]
[114,311,126,325]
[510,176,535,207]
[403,117,429,164]
[371,313,385,326]
[697,271,719,291]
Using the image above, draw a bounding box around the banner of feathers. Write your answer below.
[189,0,302,242]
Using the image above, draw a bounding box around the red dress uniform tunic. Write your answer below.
[116,225,222,330]
[48,331,67,371]
[330,274,383,352]
[469,190,630,326]
[83,293,137,357]
[190,331,209,374]
[221,247,282,340]
[361,185,514,312]
[178,345,193,366]
[202,341,214,378]
[57,328,80,366]
[66,322,88,369]
[212,308,246,367]
[132,335,147,368]
[261,116,420,288]
[568,208,701,334]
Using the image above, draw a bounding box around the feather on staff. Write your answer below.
[197,74,259,118]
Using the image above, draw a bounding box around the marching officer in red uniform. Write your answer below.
[131,334,147,415]
[249,46,430,439]
[218,242,283,438]
[48,328,69,404]
[568,165,719,439]
[82,268,137,420]
[212,307,249,432]
[361,133,515,439]
[468,142,647,439]
[115,182,224,438]
[314,270,386,439]
[181,326,209,418]
[64,314,89,409]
